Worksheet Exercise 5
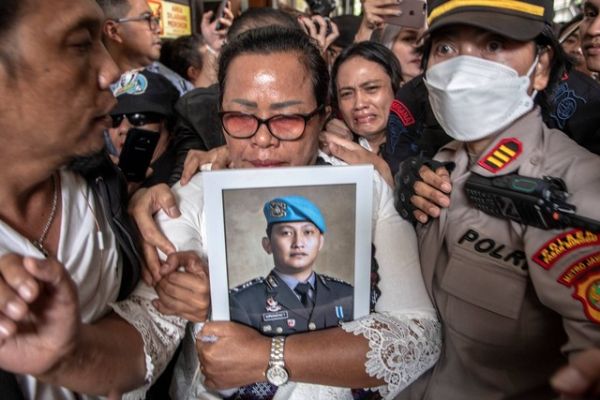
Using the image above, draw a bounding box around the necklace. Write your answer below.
[31,174,58,258]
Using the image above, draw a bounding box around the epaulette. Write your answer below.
[319,274,352,287]
[229,277,265,293]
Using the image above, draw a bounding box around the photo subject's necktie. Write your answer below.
[294,282,314,309]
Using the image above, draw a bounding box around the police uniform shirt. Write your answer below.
[229,269,353,336]
[401,107,600,400]
[275,270,317,303]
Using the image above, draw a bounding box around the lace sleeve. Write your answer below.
[341,311,441,399]
[111,285,188,397]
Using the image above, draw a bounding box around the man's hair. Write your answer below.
[96,0,131,19]
[330,41,402,112]
[227,7,301,40]
[160,35,205,81]
[218,26,329,110]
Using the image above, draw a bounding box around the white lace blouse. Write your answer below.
[113,153,441,399]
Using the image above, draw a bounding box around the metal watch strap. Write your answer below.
[265,335,289,386]
[269,336,286,367]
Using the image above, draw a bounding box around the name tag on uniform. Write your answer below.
[262,311,289,322]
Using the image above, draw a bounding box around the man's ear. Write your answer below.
[262,237,272,254]
[532,46,553,92]
[103,20,123,44]
[318,234,324,252]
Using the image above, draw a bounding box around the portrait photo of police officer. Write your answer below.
[229,195,354,336]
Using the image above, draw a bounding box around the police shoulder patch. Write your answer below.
[390,100,416,127]
[478,138,522,173]
[319,274,352,287]
[533,230,600,270]
[573,268,600,324]
[229,277,264,293]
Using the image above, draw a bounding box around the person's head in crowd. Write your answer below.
[330,41,400,150]
[226,7,302,40]
[379,25,424,84]
[559,14,595,77]
[218,26,329,167]
[96,0,162,72]
[0,0,119,163]
[327,15,362,65]
[109,69,178,166]
[421,0,567,145]
[159,34,208,87]
[262,196,326,279]
[580,0,600,73]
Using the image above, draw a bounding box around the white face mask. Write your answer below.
[424,55,539,142]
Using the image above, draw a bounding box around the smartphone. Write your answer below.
[384,0,426,29]
[118,128,159,182]
[212,0,228,30]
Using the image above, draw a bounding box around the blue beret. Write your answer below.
[264,196,326,233]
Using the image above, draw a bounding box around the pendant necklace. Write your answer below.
[31,174,58,258]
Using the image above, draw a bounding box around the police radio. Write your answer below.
[464,173,600,232]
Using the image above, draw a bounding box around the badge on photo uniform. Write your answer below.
[335,305,344,320]
[263,325,272,333]
[266,296,282,312]
[287,319,296,328]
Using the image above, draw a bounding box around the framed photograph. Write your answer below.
[204,165,373,335]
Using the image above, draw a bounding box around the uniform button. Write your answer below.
[276,327,283,334]
[262,325,272,333]
[308,322,316,330]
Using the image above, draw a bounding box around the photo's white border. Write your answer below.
[203,164,373,321]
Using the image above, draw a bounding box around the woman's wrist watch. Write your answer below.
[265,336,289,386]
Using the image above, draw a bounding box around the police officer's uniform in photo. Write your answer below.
[395,1,600,399]
[229,196,353,337]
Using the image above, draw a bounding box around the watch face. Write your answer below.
[266,365,289,386]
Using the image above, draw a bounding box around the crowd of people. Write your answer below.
[0,0,599,399]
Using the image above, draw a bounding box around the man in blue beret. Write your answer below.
[229,195,353,338]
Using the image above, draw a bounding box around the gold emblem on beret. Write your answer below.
[270,201,287,218]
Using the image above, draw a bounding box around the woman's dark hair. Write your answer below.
[159,35,205,82]
[330,41,402,111]
[218,26,329,110]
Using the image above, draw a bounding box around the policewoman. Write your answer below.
[229,195,353,336]
[398,1,600,399]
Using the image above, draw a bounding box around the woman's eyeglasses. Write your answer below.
[219,105,324,141]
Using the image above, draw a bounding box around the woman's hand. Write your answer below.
[153,251,211,322]
[196,321,270,389]
[200,3,234,53]
[551,348,600,398]
[355,0,402,42]
[128,184,180,285]
[298,15,340,56]
[181,145,230,185]
[322,132,394,186]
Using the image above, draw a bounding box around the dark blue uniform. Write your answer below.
[229,270,353,336]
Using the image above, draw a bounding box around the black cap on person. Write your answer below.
[426,0,554,41]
